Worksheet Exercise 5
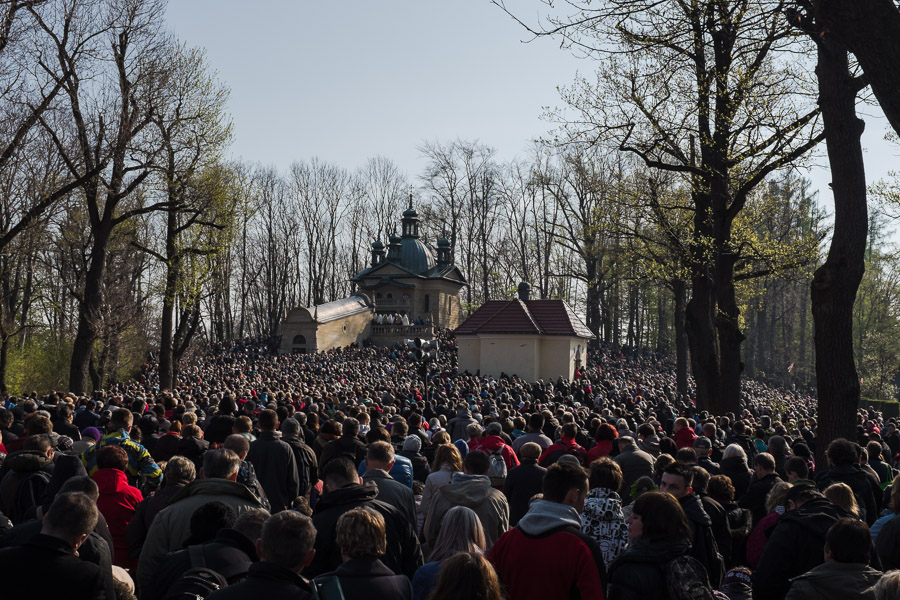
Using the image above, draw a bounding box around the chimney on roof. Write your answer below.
[517,282,531,302]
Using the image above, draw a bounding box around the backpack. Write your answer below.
[487,447,508,487]
[724,506,752,568]
[162,544,228,600]
[663,555,715,600]
[13,470,50,523]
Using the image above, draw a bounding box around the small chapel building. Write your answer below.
[454,282,594,381]
[278,202,466,354]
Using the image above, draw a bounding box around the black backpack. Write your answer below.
[663,555,715,600]
[13,470,50,523]
[162,544,228,600]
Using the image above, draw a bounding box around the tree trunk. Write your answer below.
[673,278,689,398]
[715,249,744,415]
[686,273,719,410]
[69,223,111,394]
[811,39,868,466]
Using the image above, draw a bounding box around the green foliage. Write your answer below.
[5,334,72,395]
[859,398,900,418]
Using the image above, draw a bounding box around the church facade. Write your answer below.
[278,203,466,354]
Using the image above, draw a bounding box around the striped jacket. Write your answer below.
[81,431,163,490]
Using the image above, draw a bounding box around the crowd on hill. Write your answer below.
[0,332,899,600]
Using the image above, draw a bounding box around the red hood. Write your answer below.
[478,435,506,451]
[92,468,130,493]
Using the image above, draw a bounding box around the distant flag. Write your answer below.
[787,362,794,373]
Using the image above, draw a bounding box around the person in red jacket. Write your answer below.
[474,422,520,472]
[92,444,143,571]
[673,417,698,449]
[539,423,588,467]
[488,462,605,600]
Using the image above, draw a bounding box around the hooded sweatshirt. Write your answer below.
[425,473,508,547]
[488,500,605,600]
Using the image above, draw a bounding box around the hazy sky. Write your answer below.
[165,1,899,224]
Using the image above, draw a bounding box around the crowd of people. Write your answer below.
[0,331,899,599]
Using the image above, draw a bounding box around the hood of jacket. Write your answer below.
[680,493,712,527]
[781,497,851,538]
[518,499,583,536]
[476,435,507,453]
[170,477,262,505]
[439,473,493,507]
[789,561,881,596]
[92,468,131,493]
[455,408,472,419]
[6,449,51,473]
[315,481,380,512]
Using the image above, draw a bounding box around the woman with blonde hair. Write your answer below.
[823,482,862,518]
[318,507,413,599]
[421,444,463,533]
[413,506,486,600]
[427,552,502,600]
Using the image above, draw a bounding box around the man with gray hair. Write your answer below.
[0,492,115,599]
[126,455,197,559]
[136,449,265,594]
[207,511,318,600]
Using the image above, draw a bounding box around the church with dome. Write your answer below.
[278,202,466,354]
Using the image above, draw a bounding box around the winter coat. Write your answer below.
[504,458,546,526]
[309,482,423,578]
[246,430,300,513]
[875,513,900,570]
[585,440,614,466]
[92,468,143,571]
[539,437,587,467]
[81,431,162,491]
[125,479,190,559]
[613,439,655,503]
[720,456,754,501]
[446,409,478,442]
[0,533,115,600]
[319,435,367,469]
[674,427,697,449]
[421,464,456,524]
[0,449,53,523]
[399,449,430,484]
[144,527,259,600]
[742,508,777,569]
[738,472,782,525]
[136,478,265,593]
[606,537,692,600]
[751,497,874,600]
[320,557,413,600]
[205,561,315,600]
[815,465,879,525]
[785,561,881,600]
[511,430,553,453]
[488,499,606,600]
[680,492,724,586]
[424,473,509,549]
[474,435,520,471]
[358,454,415,488]
[580,487,628,568]
[283,434,318,497]
[362,469,417,526]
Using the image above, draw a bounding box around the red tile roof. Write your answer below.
[455,299,594,338]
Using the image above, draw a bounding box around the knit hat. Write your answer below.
[82,427,102,442]
[403,435,422,453]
